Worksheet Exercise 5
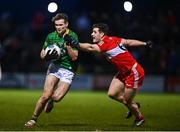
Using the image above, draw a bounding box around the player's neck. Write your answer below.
[58,29,69,37]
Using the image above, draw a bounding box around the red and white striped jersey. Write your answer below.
[96,35,137,76]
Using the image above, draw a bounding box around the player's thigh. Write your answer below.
[124,88,138,103]
[43,74,59,97]
[52,68,75,100]
[108,76,125,96]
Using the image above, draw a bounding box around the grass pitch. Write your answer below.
[0,89,180,131]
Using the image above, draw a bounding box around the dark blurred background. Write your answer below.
[0,0,180,76]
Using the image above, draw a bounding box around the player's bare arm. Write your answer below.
[122,39,153,48]
[66,45,78,61]
[121,39,146,47]
[79,43,101,52]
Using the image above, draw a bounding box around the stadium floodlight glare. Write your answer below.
[48,2,58,13]
[124,1,133,12]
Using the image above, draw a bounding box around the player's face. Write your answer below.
[91,28,104,43]
[55,19,68,34]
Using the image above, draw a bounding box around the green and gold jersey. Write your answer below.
[42,29,79,73]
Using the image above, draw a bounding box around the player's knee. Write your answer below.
[108,92,124,102]
[118,96,125,103]
[108,92,122,101]
[52,93,64,102]
[51,94,59,102]
[108,91,116,99]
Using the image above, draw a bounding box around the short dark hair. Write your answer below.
[52,13,69,23]
[92,23,109,35]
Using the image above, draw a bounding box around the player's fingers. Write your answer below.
[54,51,58,55]
[47,50,51,54]
[51,49,57,54]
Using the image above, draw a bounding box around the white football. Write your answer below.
[45,44,61,56]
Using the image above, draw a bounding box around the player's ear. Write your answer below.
[65,22,68,28]
[100,32,105,38]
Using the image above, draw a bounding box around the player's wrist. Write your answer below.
[144,42,147,46]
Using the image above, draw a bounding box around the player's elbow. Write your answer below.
[124,43,131,47]
[40,50,46,60]
[123,39,134,47]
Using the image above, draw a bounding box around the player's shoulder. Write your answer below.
[68,29,78,37]
[103,35,119,41]
[107,36,123,44]
[109,36,122,40]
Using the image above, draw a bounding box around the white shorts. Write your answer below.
[47,63,75,84]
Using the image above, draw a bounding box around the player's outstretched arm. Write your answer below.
[79,43,101,52]
[122,39,153,48]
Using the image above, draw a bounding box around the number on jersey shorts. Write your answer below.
[47,63,75,84]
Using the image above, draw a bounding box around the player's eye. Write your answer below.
[55,24,63,26]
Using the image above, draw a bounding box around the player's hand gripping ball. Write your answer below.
[45,44,61,55]
[44,44,61,61]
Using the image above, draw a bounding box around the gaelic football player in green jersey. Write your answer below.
[25,13,79,127]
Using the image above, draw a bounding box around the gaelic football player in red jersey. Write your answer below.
[77,23,153,126]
